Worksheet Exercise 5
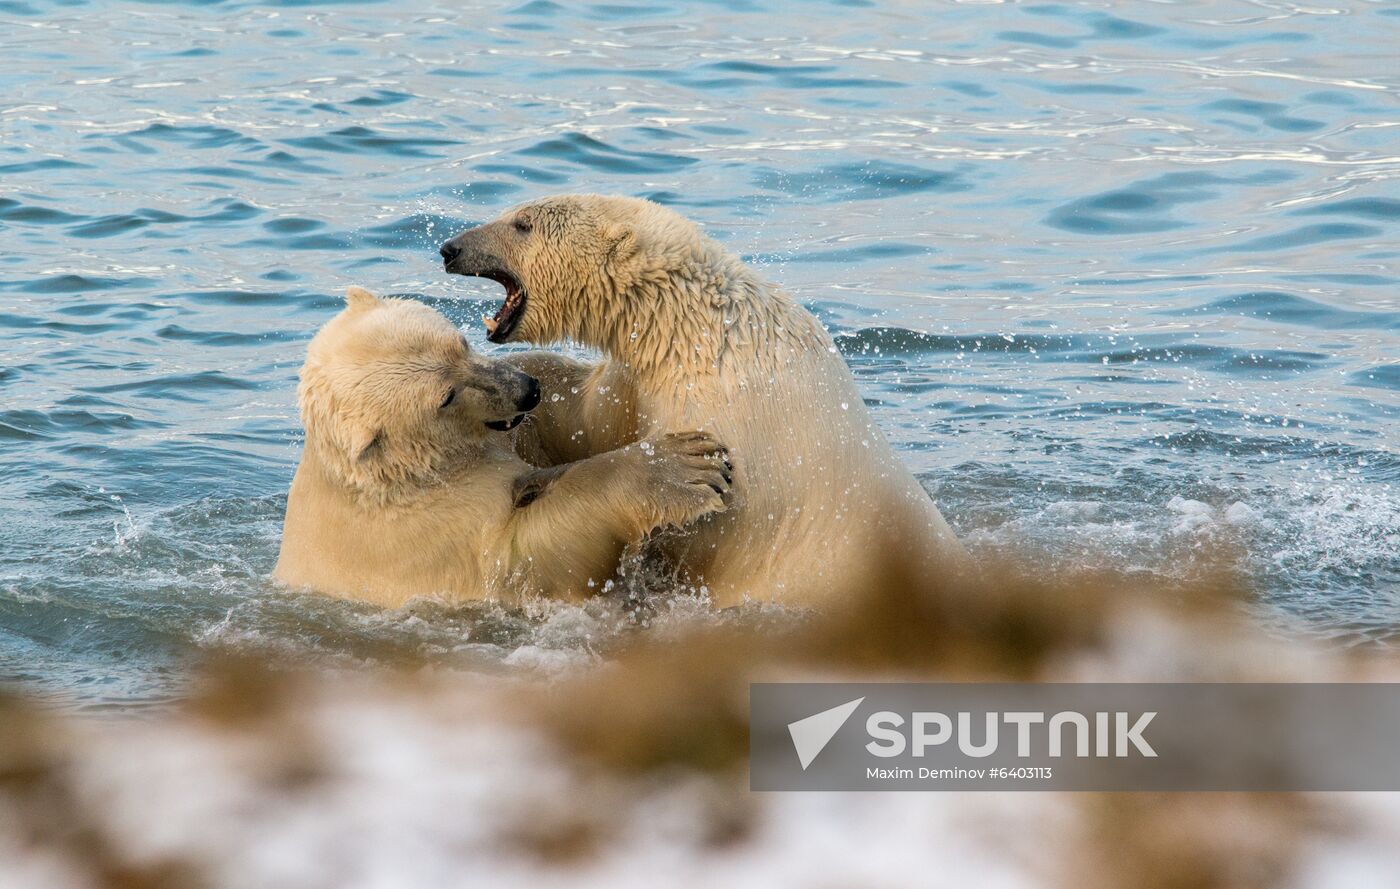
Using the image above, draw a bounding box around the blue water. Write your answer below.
[1,0,1397,706]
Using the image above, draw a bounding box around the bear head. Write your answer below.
[438,194,720,349]
[298,287,540,498]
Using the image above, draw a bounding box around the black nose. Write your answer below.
[519,375,541,412]
[439,241,460,264]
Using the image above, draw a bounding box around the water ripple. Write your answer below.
[517,132,697,174]
[282,126,462,158]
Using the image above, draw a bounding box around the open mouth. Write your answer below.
[469,270,526,344]
[484,414,527,432]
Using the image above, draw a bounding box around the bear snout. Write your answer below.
[439,240,461,266]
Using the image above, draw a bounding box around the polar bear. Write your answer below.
[439,195,967,606]
[274,286,732,608]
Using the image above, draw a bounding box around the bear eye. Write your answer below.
[513,216,532,234]
[439,387,456,409]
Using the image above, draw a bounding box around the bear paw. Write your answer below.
[638,430,733,528]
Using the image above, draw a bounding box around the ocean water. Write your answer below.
[1,0,1396,706]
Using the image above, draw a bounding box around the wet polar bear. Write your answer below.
[440,195,967,607]
[274,286,732,608]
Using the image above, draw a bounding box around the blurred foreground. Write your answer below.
[3,558,1399,889]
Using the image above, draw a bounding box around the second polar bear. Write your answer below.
[440,195,967,606]
[274,286,732,608]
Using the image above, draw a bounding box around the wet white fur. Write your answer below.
[275,287,730,607]
[493,195,968,605]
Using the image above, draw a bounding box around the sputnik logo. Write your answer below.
[787,697,864,770]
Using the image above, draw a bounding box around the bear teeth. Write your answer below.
[483,315,499,333]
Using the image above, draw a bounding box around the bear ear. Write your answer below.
[349,426,383,463]
[345,286,381,312]
[603,222,637,263]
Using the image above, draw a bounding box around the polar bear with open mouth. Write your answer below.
[440,195,967,606]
